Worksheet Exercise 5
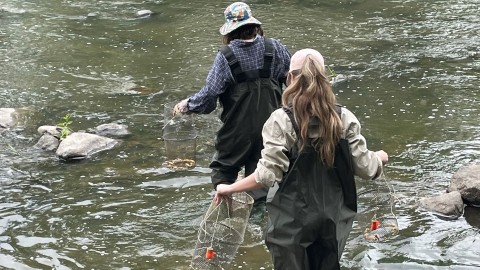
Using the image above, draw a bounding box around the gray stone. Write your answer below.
[447,163,480,206]
[56,132,117,160]
[136,10,155,18]
[34,134,60,151]
[38,125,62,138]
[419,191,464,218]
[90,123,129,137]
[0,108,16,129]
[331,74,348,86]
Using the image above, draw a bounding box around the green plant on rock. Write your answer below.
[57,113,73,140]
[327,65,337,78]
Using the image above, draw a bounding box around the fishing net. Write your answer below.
[162,101,197,170]
[360,170,399,242]
[191,192,254,270]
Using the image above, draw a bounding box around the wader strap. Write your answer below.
[219,37,275,83]
[335,104,342,115]
[259,38,274,78]
[282,107,299,137]
[220,45,246,82]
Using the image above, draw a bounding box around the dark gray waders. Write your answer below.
[265,107,357,269]
[210,38,282,203]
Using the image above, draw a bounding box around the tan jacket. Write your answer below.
[254,107,384,187]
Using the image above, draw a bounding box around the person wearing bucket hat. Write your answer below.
[173,2,291,204]
[219,2,262,35]
[215,48,388,269]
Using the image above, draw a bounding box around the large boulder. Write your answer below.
[56,132,117,160]
[447,163,480,206]
[418,191,464,219]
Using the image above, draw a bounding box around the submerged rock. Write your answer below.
[0,108,16,130]
[136,10,155,18]
[464,206,480,228]
[89,123,129,137]
[331,74,348,86]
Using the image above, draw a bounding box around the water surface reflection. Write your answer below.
[1,0,479,269]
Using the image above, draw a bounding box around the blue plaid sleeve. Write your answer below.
[272,39,291,85]
[187,52,231,114]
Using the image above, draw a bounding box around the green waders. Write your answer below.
[210,38,282,203]
[265,107,357,269]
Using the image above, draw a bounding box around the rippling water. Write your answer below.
[1,0,479,269]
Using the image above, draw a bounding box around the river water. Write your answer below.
[1,0,479,269]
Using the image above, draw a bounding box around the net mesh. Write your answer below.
[363,215,399,241]
[191,192,254,270]
[361,170,399,242]
[162,102,197,170]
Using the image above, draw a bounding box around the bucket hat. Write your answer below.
[219,2,262,35]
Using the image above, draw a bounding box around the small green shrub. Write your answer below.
[57,113,73,140]
[327,65,337,78]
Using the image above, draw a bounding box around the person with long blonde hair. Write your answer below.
[215,48,388,269]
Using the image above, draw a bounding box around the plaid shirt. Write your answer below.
[187,35,291,113]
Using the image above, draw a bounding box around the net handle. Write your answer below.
[370,166,397,222]
[380,166,397,217]
[199,195,232,247]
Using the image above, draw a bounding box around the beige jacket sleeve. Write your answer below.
[254,109,296,187]
[341,107,384,180]
[254,107,383,187]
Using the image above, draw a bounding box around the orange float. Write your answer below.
[370,219,380,230]
[205,247,215,260]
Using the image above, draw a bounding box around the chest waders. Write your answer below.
[265,107,357,270]
[210,38,282,203]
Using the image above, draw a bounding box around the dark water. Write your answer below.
[1,0,479,269]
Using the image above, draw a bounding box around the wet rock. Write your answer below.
[89,123,130,137]
[128,85,155,95]
[330,74,348,86]
[34,134,60,151]
[37,125,62,138]
[464,206,480,229]
[0,108,16,130]
[136,10,155,18]
[418,191,464,219]
[0,7,26,14]
[56,132,117,160]
[0,242,14,252]
[447,163,480,206]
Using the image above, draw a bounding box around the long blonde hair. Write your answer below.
[282,54,343,167]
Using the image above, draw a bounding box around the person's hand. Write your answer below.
[375,150,389,165]
[173,99,188,115]
[214,184,233,204]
